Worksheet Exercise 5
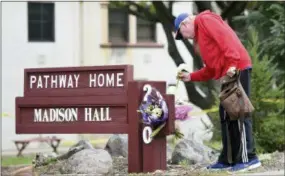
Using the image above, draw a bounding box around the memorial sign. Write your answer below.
[16,96,128,133]
[24,65,133,97]
[16,64,175,173]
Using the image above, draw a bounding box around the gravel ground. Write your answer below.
[2,151,284,176]
[113,152,285,176]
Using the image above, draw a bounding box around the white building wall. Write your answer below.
[1,1,197,151]
[1,2,81,151]
[81,2,104,66]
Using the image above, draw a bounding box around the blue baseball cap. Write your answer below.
[174,13,189,40]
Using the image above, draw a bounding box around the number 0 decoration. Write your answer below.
[138,84,169,144]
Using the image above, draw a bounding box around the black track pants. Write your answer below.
[218,69,257,164]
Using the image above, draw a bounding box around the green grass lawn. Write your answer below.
[204,140,222,151]
[1,155,34,166]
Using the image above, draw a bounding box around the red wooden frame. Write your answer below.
[16,65,175,173]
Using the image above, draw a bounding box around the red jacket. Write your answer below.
[190,10,252,81]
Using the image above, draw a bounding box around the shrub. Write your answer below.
[246,26,285,153]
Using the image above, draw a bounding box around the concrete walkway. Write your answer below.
[236,170,284,176]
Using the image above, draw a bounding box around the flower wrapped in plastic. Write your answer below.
[138,84,168,127]
[138,84,184,142]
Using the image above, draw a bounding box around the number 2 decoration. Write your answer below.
[137,84,169,144]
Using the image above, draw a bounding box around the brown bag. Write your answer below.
[219,71,254,121]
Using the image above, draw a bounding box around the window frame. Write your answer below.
[108,7,129,43]
[136,17,157,43]
[27,2,55,42]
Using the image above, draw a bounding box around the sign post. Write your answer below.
[16,65,175,173]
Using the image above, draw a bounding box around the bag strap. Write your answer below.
[236,70,247,163]
[235,70,241,83]
[225,71,241,165]
[226,70,246,164]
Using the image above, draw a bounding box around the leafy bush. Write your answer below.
[233,2,285,84]
[256,115,285,153]
[260,3,285,75]
[245,26,285,153]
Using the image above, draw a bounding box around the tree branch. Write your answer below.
[152,2,184,66]
[195,1,212,12]
[126,7,154,21]
[221,1,248,20]
[215,1,227,10]
[152,1,215,109]
[169,1,174,14]
[110,2,159,22]
[181,40,203,69]
[152,1,175,23]
[128,2,159,21]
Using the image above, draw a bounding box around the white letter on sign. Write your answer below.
[142,126,153,144]
[116,73,124,87]
[30,75,37,89]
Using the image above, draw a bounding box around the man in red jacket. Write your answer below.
[175,10,261,172]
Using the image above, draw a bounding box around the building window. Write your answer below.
[28,2,55,42]
[136,18,156,42]
[108,7,129,43]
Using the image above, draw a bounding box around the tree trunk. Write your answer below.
[163,24,215,108]
[195,1,212,12]
[111,1,249,108]
[152,1,216,109]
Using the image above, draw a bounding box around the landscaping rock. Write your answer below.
[167,144,174,163]
[32,140,113,175]
[61,149,113,175]
[174,101,214,143]
[105,134,128,157]
[2,150,285,176]
[171,138,218,165]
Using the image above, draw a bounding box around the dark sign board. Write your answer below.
[16,64,175,174]
[16,95,128,134]
[24,65,133,97]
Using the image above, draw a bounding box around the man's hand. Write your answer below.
[177,63,191,82]
[227,67,237,77]
[177,71,191,82]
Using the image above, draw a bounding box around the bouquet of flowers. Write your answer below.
[137,84,184,141]
[137,84,168,126]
